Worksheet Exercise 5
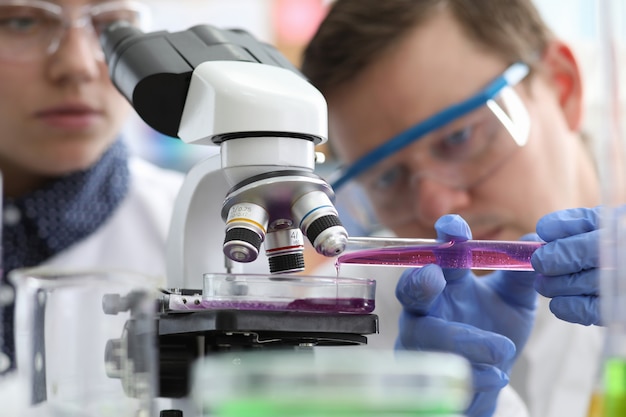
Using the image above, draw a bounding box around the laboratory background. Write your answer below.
[124,0,624,180]
[3,1,625,416]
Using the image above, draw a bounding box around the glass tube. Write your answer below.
[597,1,626,416]
[337,237,543,271]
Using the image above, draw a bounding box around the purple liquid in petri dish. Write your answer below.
[198,297,374,313]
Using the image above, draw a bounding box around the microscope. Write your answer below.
[99,23,379,408]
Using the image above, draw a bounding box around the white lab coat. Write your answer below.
[326,262,604,417]
[39,157,184,280]
[6,157,185,416]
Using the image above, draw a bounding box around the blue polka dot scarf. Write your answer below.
[1,139,130,371]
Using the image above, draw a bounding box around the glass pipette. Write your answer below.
[337,237,545,271]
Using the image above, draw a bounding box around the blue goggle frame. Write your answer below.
[331,62,530,191]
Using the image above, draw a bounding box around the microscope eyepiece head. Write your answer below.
[100,21,142,64]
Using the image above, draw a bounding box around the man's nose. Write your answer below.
[46,24,102,83]
[408,175,471,226]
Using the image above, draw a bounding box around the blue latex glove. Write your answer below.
[395,214,540,417]
[532,207,601,325]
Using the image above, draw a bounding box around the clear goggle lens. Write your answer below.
[331,83,530,235]
[0,0,150,61]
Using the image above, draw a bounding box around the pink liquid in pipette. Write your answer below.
[336,240,544,271]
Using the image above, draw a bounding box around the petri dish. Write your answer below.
[168,273,376,314]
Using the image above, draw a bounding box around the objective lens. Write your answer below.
[265,228,305,274]
[292,191,348,257]
[223,203,269,263]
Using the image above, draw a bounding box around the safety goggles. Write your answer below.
[0,0,150,62]
[330,62,531,233]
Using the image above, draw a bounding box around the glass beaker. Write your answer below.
[0,355,28,415]
[8,268,158,417]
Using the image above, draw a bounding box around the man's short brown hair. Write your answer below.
[302,0,553,95]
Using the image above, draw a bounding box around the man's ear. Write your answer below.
[540,40,584,131]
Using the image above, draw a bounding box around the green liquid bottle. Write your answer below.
[192,349,473,417]
[604,358,626,417]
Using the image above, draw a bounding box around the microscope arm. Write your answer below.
[97,26,383,413]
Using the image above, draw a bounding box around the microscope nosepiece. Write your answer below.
[223,227,263,262]
[265,228,306,274]
[314,223,349,257]
[223,203,269,263]
[292,191,349,257]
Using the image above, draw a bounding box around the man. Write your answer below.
[302,1,604,416]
